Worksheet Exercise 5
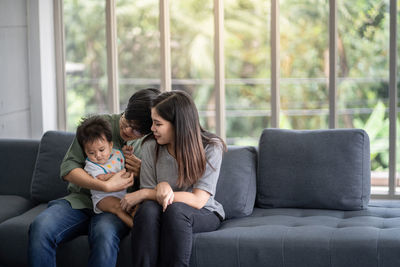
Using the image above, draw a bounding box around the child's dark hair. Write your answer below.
[124,88,160,135]
[76,115,113,148]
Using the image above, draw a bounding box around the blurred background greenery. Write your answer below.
[63,0,399,190]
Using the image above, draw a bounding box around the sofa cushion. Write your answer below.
[256,128,370,210]
[190,200,400,267]
[0,195,33,223]
[215,146,257,219]
[31,131,75,203]
[0,139,39,198]
[0,204,47,267]
[0,203,133,267]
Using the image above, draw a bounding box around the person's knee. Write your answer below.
[89,213,127,248]
[134,200,161,223]
[90,228,119,248]
[29,213,53,241]
[90,221,118,244]
[162,202,190,226]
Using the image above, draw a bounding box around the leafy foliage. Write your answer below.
[64,0,395,173]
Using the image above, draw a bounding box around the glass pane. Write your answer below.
[225,0,271,146]
[117,0,161,111]
[64,1,108,131]
[337,0,389,194]
[170,0,215,132]
[280,0,329,130]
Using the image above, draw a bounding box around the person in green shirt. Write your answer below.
[28,88,160,267]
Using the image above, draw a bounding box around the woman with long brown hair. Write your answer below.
[121,90,226,267]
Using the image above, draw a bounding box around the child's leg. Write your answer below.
[97,196,133,228]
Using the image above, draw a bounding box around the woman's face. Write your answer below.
[151,108,175,146]
[119,113,143,141]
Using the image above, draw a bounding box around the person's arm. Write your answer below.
[173,189,210,209]
[120,139,158,211]
[65,168,133,192]
[120,188,157,211]
[156,182,210,211]
[158,142,223,211]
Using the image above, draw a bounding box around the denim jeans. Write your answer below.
[131,200,221,267]
[28,199,129,267]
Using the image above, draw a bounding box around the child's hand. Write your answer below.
[122,145,133,156]
[96,172,115,181]
[121,169,133,180]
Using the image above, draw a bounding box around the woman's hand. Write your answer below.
[120,191,143,212]
[125,154,141,177]
[103,169,133,192]
[156,182,174,212]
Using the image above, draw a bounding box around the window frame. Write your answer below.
[55,0,399,199]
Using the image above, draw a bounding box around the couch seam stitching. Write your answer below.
[282,228,289,267]
[242,147,256,216]
[361,131,364,208]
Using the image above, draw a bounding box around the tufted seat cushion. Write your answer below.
[190,200,400,267]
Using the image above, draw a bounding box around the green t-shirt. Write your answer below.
[60,114,144,209]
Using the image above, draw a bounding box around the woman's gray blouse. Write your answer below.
[139,139,225,219]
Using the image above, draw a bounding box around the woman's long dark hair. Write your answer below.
[152,90,226,187]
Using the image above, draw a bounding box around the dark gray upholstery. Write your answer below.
[215,146,257,219]
[0,195,33,223]
[0,204,46,267]
[257,128,370,210]
[0,139,39,198]
[190,200,400,267]
[30,131,74,203]
[0,203,134,267]
[2,129,400,267]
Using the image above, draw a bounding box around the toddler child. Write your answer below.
[76,115,134,227]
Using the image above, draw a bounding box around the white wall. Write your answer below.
[0,0,57,139]
[0,0,31,138]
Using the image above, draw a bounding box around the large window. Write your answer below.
[170,0,216,132]
[280,1,329,130]
[225,0,271,145]
[338,0,390,194]
[59,0,400,198]
[117,0,161,111]
[64,1,108,130]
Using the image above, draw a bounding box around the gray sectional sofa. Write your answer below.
[1,128,400,267]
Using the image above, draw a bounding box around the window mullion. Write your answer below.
[389,0,398,197]
[106,0,119,113]
[329,0,337,129]
[54,0,66,130]
[271,0,280,128]
[214,0,225,140]
[160,0,171,92]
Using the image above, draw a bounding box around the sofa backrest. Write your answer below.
[215,146,257,219]
[0,138,40,199]
[31,131,75,203]
[28,131,259,217]
[256,128,371,210]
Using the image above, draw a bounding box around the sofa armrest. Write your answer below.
[0,138,40,198]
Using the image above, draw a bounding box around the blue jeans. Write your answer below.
[131,200,221,267]
[28,199,129,267]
